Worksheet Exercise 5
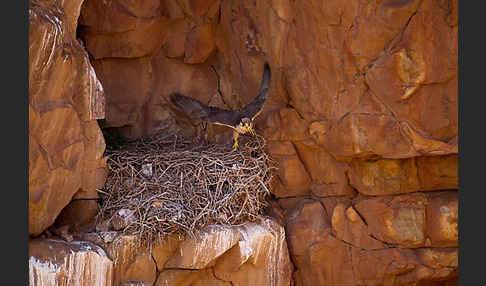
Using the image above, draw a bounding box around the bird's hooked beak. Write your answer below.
[245,122,255,135]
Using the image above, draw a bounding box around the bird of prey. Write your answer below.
[170,62,271,150]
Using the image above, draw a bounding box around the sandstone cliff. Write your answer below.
[29,0,458,285]
[29,0,106,236]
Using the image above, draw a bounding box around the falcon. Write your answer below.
[170,62,271,150]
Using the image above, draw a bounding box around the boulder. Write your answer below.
[78,218,292,286]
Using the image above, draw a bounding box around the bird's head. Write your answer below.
[237,117,255,135]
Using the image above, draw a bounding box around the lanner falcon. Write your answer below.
[170,62,271,150]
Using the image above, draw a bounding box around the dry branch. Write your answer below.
[96,133,276,242]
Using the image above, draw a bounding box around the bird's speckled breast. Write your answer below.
[235,124,253,134]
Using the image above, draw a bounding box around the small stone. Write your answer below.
[111,209,136,231]
[141,164,153,177]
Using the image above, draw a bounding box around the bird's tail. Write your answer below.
[250,61,271,107]
[250,61,271,106]
[240,61,272,119]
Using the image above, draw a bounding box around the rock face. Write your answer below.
[77,0,457,284]
[77,0,458,196]
[28,0,458,285]
[348,155,458,196]
[29,239,113,286]
[285,197,458,286]
[75,218,293,286]
[29,0,106,236]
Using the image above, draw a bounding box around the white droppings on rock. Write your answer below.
[29,257,60,286]
[29,239,114,286]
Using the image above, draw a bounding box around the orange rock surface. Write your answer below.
[28,0,458,284]
[72,218,293,286]
[29,0,106,236]
[29,239,113,286]
[284,195,458,286]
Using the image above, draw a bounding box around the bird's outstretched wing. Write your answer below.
[170,61,271,128]
[170,93,239,129]
[240,62,271,120]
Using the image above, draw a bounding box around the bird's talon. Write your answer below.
[232,140,239,150]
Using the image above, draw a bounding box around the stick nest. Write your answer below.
[96,133,276,242]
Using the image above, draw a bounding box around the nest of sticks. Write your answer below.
[96,132,276,242]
